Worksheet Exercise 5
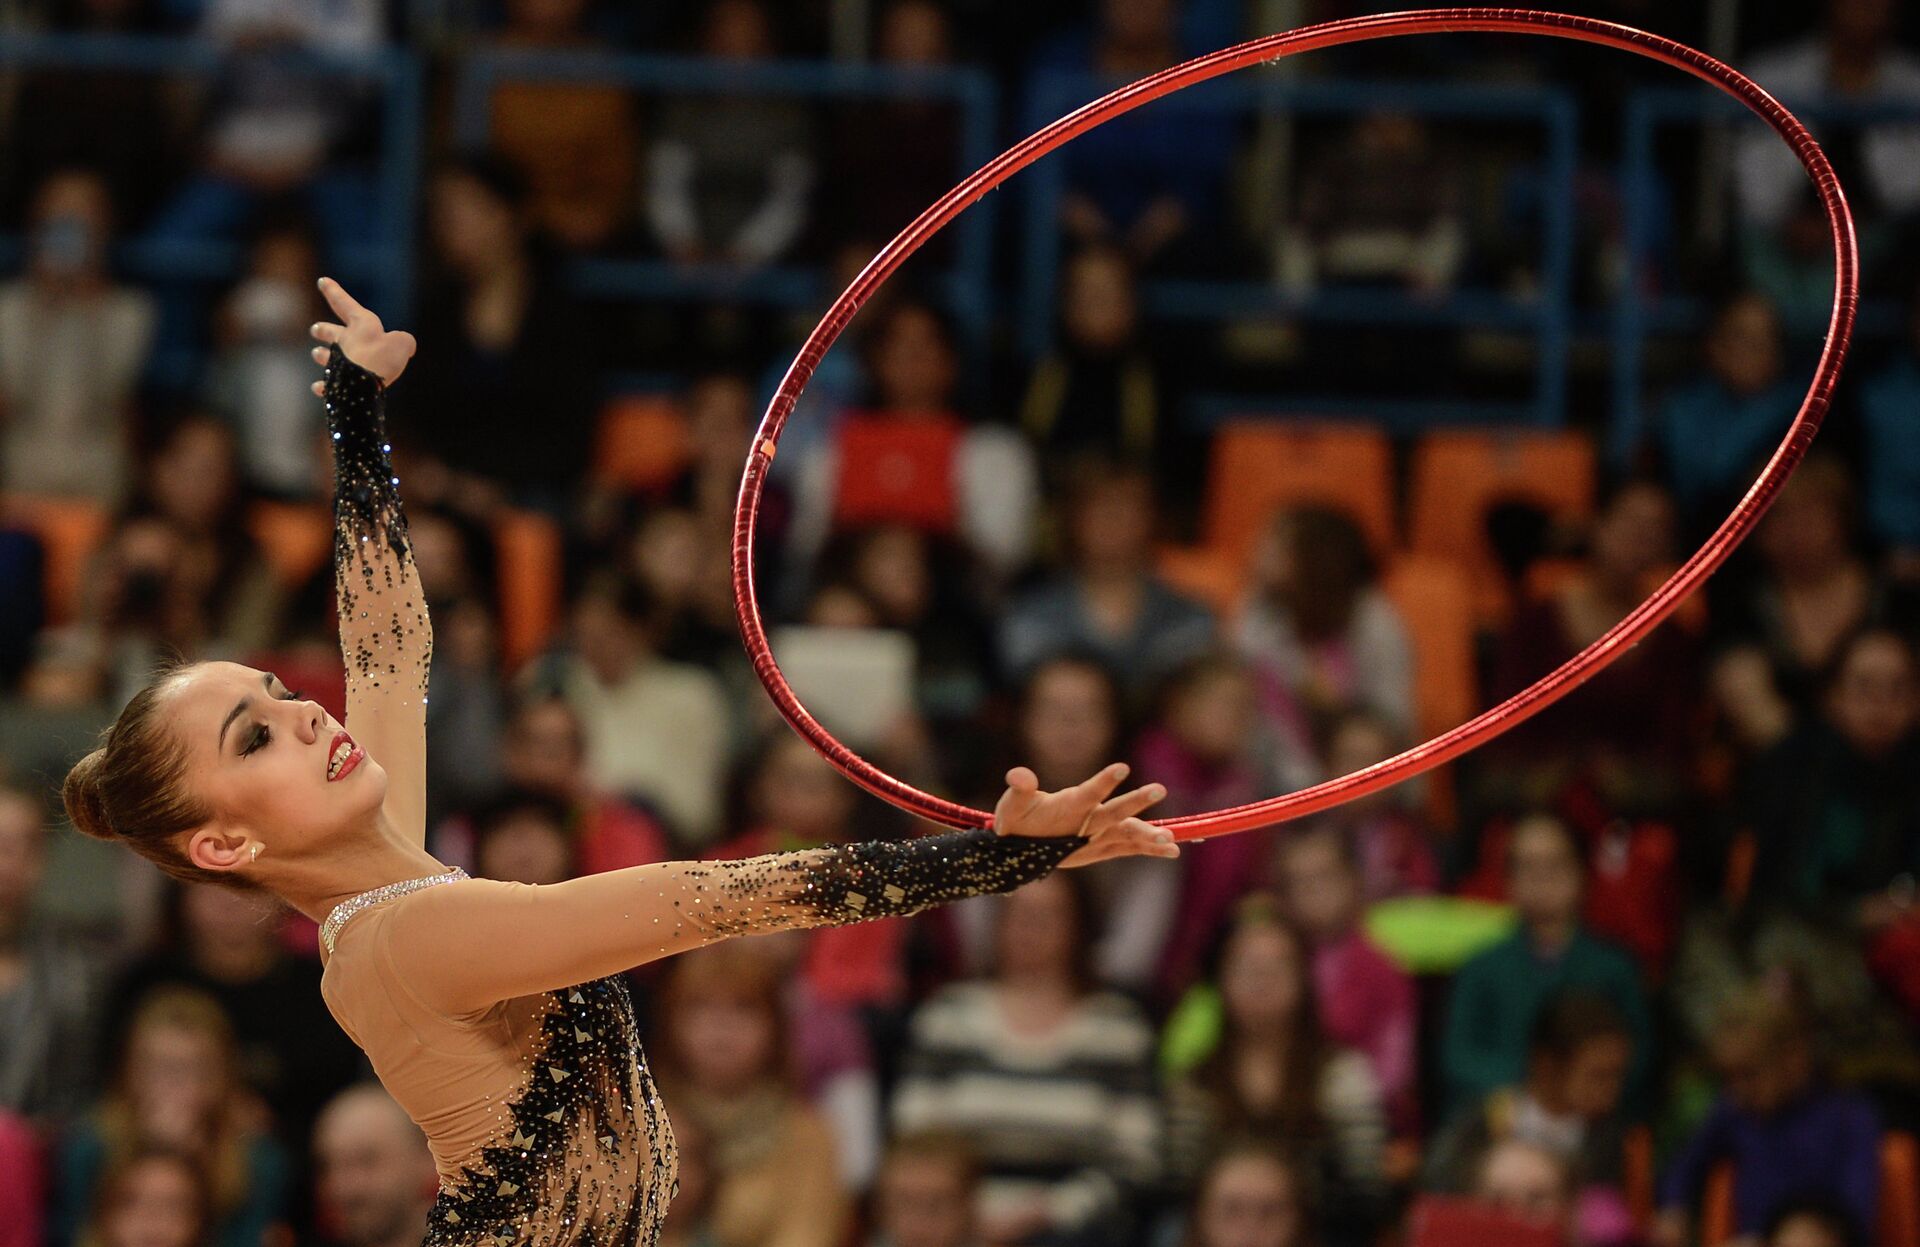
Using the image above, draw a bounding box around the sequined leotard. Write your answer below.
[311,352,1083,1247]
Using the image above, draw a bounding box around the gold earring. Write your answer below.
[250,843,261,863]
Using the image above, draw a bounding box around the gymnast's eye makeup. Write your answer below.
[238,688,306,759]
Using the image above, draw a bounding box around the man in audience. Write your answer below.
[867,1132,982,1247]
[309,1083,438,1247]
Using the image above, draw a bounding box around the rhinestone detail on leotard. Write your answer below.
[321,868,471,956]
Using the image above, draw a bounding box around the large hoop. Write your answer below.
[732,8,1857,840]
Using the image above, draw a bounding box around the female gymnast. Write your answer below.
[61,276,1180,1247]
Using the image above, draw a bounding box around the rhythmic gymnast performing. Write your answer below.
[58,8,1856,1247]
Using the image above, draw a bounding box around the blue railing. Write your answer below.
[0,34,423,334]
[451,49,1000,350]
[1611,88,1920,462]
[1018,71,1579,428]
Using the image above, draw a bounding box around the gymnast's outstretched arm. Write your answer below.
[378,765,1175,1019]
[310,278,432,847]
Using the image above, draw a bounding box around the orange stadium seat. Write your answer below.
[1624,1125,1655,1229]
[1201,421,1397,570]
[495,507,564,672]
[1156,543,1242,616]
[248,501,333,588]
[1407,429,1596,627]
[1383,554,1475,830]
[1,493,110,626]
[1698,1132,1919,1246]
[593,395,691,493]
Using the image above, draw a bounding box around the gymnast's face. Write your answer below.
[166,662,387,871]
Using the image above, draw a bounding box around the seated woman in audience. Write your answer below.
[893,871,1161,1247]
[72,1145,210,1247]
[1179,1140,1315,1247]
[654,946,850,1247]
[1162,900,1385,1247]
[52,987,287,1247]
[1654,987,1879,1247]
[1425,992,1635,1246]
[1309,712,1439,902]
[1235,505,1413,755]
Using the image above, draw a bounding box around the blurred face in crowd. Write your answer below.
[878,0,952,66]
[227,230,321,345]
[148,418,239,532]
[670,973,778,1095]
[852,526,933,624]
[994,872,1080,985]
[1590,482,1674,591]
[1101,0,1175,47]
[1219,918,1305,1037]
[703,0,775,60]
[755,735,856,842]
[1706,294,1783,396]
[1191,1151,1303,1247]
[632,509,709,611]
[181,880,281,962]
[1062,248,1138,353]
[1279,829,1360,944]
[875,1151,976,1247]
[406,512,477,605]
[686,375,757,477]
[1475,1140,1572,1230]
[1831,0,1892,55]
[1757,465,1852,581]
[477,808,572,885]
[0,792,46,940]
[126,1020,226,1147]
[29,169,112,287]
[1827,632,1918,758]
[1507,816,1583,935]
[1534,1032,1632,1121]
[1069,475,1155,571]
[430,171,521,276]
[1768,1210,1852,1247]
[1715,1021,1812,1116]
[503,699,587,795]
[1021,661,1119,789]
[1167,665,1256,764]
[571,591,650,684]
[314,1090,436,1247]
[872,305,958,412]
[99,1155,205,1247]
[171,663,388,874]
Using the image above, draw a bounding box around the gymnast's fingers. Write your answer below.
[318,276,370,325]
[992,767,1042,836]
[1062,818,1178,868]
[312,346,331,367]
[311,379,325,398]
[311,320,343,345]
[1068,762,1131,812]
[1083,782,1166,838]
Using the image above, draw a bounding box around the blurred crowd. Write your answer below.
[4,2,1920,1247]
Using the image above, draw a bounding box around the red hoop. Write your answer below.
[732,7,1857,841]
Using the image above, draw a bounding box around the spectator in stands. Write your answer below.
[1001,461,1214,701]
[1179,1141,1312,1247]
[1441,814,1651,1114]
[520,570,732,847]
[788,299,1039,580]
[1741,627,1920,925]
[1471,1139,1576,1245]
[1273,825,1418,1133]
[1236,505,1414,750]
[0,168,156,505]
[1860,283,1920,568]
[1654,986,1879,1247]
[1646,292,1801,530]
[1488,477,1698,805]
[1310,713,1439,902]
[1032,0,1241,275]
[52,986,289,1247]
[0,783,112,1132]
[467,789,574,885]
[656,946,851,1247]
[143,0,384,257]
[396,156,600,514]
[101,880,360,1225]
[643,0,818,269]
[205,216,330,500]
[1723,457,1881,715]
[309,1083,437,1247]
[1020,245,1191,497]
[486,0,638,251]
[0,0,175,231]
[893,870,1160,1247]
[1276,112,1465,298]
[867,1132,981,1247]
[1763,1199,1861,1247]
[400,506,505,828]
[1161,900,1385,1246]
[1426,993,1635,1240]
[71,1145,211,1247]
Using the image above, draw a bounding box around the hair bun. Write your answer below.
[63,749,117,843]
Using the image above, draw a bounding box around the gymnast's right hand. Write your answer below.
[992,763,1178,868]
[307,276,417,395]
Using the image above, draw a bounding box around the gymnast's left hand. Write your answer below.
[992,763,1178,868]
[307,276,417,396]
